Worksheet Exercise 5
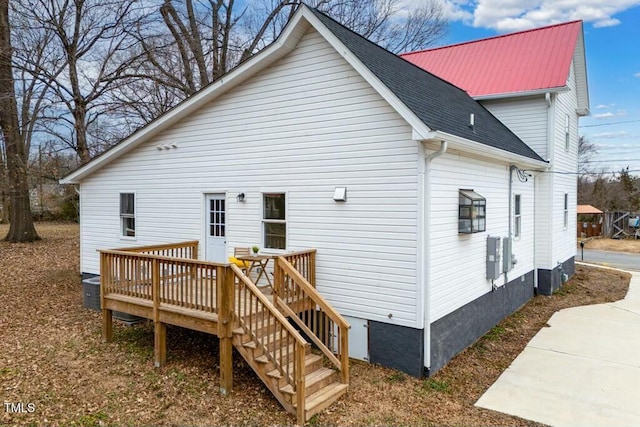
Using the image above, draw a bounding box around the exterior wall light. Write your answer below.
[237,193,246,202]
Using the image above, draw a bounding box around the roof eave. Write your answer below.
[60,9,313,185]
[421,130,548,168]
[473,86,568,101]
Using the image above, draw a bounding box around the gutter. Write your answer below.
[422,130,547,169]
[473,86,569,101]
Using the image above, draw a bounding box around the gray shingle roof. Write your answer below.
[310,8,545,162]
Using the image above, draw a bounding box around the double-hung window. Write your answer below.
[514,194,522,239]
[263,193,286,249]
[563,193,569,229]
[120,193,135,237]
[565,114,570,150]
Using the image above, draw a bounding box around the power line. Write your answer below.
[580,119,640,128]
[583,159,640,163]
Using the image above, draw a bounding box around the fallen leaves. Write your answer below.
[0,223,631,426]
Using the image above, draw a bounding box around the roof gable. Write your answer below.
[309,9,543,162]
[401,21,586,102]
[62,6,544,184]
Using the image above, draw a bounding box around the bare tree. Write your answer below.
[123,0,447,123]
[19,0,145,163]
[0,0,39,241]
[578,135,598,175]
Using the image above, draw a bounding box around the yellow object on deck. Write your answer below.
[229,256,250,269]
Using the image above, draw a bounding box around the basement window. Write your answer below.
[459,189,486,234]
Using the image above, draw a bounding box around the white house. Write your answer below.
[62,6,588,377]
[402,20,589,294]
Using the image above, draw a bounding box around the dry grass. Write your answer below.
[0,223,631,426]
[580,237,640,254]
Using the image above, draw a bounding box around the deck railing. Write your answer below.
[273,250,350,384]
[114,240,199,259]
[231,264,309,420]
[100,247,221,315]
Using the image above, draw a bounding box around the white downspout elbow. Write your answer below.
[427,141,448,162]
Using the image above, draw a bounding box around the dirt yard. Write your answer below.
[0,223,631,426]
[579,237,640,254]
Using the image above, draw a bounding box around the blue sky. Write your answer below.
[431,1,640,176]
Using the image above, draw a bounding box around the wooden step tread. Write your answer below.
[280,367,336,395]
[303,382,349,417]
[254,343,295,363]
[266,354,323,379]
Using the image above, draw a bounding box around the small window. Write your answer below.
[565,114,570,150]
[514,194,521,239]
[563,193,569,229]
[459,189,486,234]
[120,193,135,237]
[263,193,286,249]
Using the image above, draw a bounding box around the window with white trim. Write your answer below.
[458,189,486,233]
[263,193,286,249]
[565,114,570,150]
[563,193,569,229]
[120,193,135,237]
[514,194,522,239]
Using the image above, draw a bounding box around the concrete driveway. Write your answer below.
[476,268,640,427]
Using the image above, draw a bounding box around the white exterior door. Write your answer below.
[205,194,227,262]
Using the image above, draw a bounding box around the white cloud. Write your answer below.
[596,103,616,109]
[441,0,640,32]
[593,112,616,119]
[635,72,640,78]
[593,131,628,138]
[592,110,627,119]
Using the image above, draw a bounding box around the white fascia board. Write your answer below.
[60,11,311,184]
[300,8,434,139]
[473,86,568,101]
[573,27,590,116]
[422,131,549,169]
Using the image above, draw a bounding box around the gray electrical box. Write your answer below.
[486,236,501,280]
[503,237,513,273]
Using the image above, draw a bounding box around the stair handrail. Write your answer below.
[275,256,350,384]
[229,264,309,422]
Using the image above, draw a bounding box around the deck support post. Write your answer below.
[102,309,113,342]
[219,336,233,395]
[151,258,166,367]
[218,266,235,395]
[154,322,167,367]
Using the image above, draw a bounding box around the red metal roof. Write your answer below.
[401,21,582,98]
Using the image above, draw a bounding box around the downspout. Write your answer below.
[424,140,447,373]
[507,165,517,286]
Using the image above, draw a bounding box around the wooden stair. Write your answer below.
[232,324,348,423]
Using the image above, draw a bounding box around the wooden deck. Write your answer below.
[99,242,350,424]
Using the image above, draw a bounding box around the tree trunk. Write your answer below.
[0,0,39,241]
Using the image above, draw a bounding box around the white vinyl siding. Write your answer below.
[429,153,535,322]
[551,61,579,265]
[481,96,549,159]
[78,28,420,327]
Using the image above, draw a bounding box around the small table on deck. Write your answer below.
[237,254,274,287]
